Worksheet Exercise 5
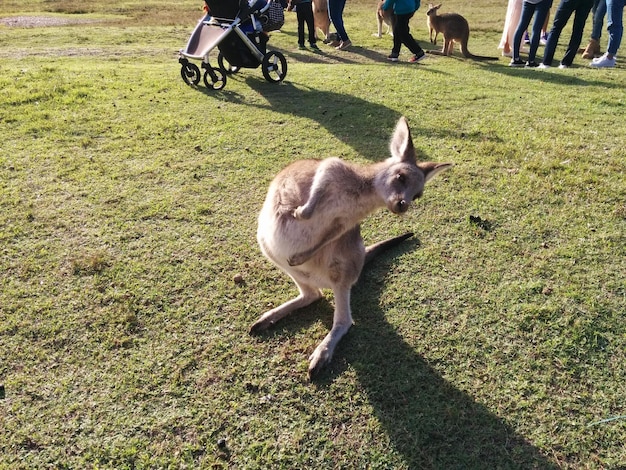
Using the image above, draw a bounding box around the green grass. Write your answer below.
[1,1,625,468]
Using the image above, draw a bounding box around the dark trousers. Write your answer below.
[513,0,553,62]
[542,0,595,65]
[296,2,316,45]
[392,13,424,56]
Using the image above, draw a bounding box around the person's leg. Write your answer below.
[605,0,624,55]
[591,0,606,39]
[513,2,536,59]
[398,13,424,56]
[328,0,349,42]
[391,13,409,57]
[296,7,305,46]
[561,0,594,65]
[528,0,552,62]
[542,0,572,65]
[303,2,316,45]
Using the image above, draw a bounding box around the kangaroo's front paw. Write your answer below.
[293,205,312,220]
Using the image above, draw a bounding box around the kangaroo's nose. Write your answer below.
[397,200,408,213]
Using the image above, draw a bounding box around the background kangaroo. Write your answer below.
[426,3,497,60]
[374,0,396,38]
[312,0,330,42]
[251,116,452,379]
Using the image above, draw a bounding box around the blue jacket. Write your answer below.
[382,0,420,15]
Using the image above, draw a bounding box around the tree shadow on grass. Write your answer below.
[239,77,489,161]
[316,244,558,470]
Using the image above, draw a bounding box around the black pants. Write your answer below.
[297,2,316,45]
[392,12,424,55]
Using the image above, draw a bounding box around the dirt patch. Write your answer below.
[0,16,100,28]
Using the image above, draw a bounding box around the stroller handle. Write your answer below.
[249,0,272,15]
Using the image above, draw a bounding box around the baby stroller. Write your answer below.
[179,0,287,90]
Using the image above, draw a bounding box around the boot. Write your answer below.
[582,39,600,59]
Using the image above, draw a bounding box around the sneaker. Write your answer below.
[298,44,306,50]
[327,40,341,47]
[540,33,548,46]
[509,58,525,67]
[524,31,530,44]
[336,40,351,50]
[501,50,513,57]
[387,53,399,62]
[409,52,426,63]
[309,42,320,50]
[589,53,616,68]
[526,61,539,68]
[537,63,551,69]
[558,63,569,69]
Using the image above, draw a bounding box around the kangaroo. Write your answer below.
[312,0,330,42]
[426,3,498,60]
[250,116,452,380]
[374,0,396,38]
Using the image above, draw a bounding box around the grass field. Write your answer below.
[1,0,625,468]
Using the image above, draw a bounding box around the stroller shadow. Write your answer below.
[313,246,558,469]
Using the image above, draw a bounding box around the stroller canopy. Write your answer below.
[205,0,263,19]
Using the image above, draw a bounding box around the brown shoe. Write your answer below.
[336,40,352,50]
[327,40,341,47]
[582,39,600,59]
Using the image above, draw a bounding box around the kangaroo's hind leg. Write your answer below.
[249,280,323,334]
[308,285,353,379]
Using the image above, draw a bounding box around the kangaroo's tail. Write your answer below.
[364,232,414,265]
[461,47,498,61]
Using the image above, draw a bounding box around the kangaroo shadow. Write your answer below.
[310,245,558,469]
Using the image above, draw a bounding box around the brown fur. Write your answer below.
[426,3,497,60]
[250,116,452,379]
[374,0,396,38]
[312,0,330,41]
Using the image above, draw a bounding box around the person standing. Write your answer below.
[382,0,426,63]
[288,0,320,50]
[539,0,594,68]
[589,0,623,67]
[499,0,525,56]
[509,0,554,66]
[327,0,351,50]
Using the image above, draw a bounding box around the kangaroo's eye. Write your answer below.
[396,174,406,184]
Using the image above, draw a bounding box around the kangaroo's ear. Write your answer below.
[389,116,416,164]
[418,162,453,182]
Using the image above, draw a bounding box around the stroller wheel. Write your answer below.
[180,62,201,86]
[262,51,287,83]
[217,53,240,74]
[203,67,227,91]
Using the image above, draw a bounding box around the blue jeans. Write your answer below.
[591,0,607,39]
[606,0,624,54]
[328,0,349,42]
[542,0,594,65]
[513,0,554,62]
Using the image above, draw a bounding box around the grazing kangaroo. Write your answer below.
[426,3,498,60]
[251,116,452,379]
[374,0,396,38]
